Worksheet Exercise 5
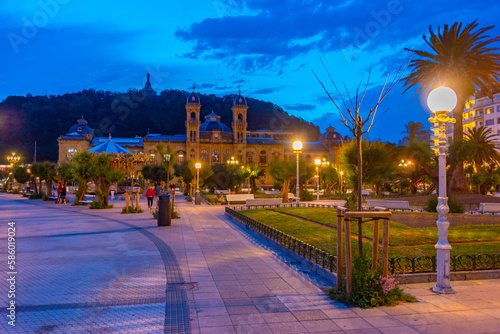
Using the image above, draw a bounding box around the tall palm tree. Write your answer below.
[401,121,429,144]
[465,126,500,170]
[403,21,500,192]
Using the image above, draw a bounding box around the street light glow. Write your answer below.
[427,87,458,113]
[292,140,303,151]
[195,163,201,169]
[314,158,321,166]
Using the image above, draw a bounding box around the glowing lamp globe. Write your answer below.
[292,141,303,151]
[427,87,457,113]
[195,163,201,169]
[315,158,321,166]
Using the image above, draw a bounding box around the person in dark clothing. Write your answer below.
[60,185,67,204]
[145,186,155,209]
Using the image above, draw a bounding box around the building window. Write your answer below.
[486,107,493,114]
[77,127,82,132]
[190,154,195,160]
[486,119,494,126]
[497,118,500,124]
[191,112,195,119]
[149,153,156,162]
[238,113,242,120]
[224,150,231,155]
[191,149,195,152]
[212,150,219,162]
[201,149,208,154]
[497,105,500,112]
[260,155,267,163]
[238,154,242,162]
[178,154,184,163]
[68,148,77,153]
[260,150,266,155]
[247,156,253,163]
[201,155,208,162]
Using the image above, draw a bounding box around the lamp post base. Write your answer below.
[432,248,454,294]
[195,191,201,205]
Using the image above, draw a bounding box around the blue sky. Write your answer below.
[1,0,499,142]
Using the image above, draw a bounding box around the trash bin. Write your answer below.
[157,194,171,226]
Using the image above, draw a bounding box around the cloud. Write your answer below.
[250,87,281,95]
[284,103,316,111]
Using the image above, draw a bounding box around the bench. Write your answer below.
[226,194,254,205]
[80,195,96,205]
[287,193,297,201]
[479,203,500,214]
[367,200,411,211]
[215,189,230,195]
[362,190,372,198]
[246,198,282,207]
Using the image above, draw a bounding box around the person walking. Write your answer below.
[155,184,163,199]
[145,186,155,209]
[110,184,116,200]
[60,185,67,204]
[56,183,62,204]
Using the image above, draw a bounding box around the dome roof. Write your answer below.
[199,111,232,133]
[318,126,343,144]
[233,90,247,106]
[186,87,200,104]
[68,116,94,135]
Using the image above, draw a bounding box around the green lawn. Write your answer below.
[242,208,500,258]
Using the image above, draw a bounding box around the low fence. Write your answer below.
[225,207,500,274]
[230,202,340,210]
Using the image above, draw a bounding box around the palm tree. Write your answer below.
[465,126,500,170]
[247,165,265,194]
[403,21,500,192]
[401,121,429,144]
[156,143,178,188]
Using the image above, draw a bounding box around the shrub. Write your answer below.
[29,192,44,199]
[300,189,314,201]
[89,201,113,209]
[327,256,416,308]
[12,189,20,194]
[122,207,143,214]
[186,194,193,202]
[425,196,464,213]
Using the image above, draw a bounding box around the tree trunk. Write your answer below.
[357,133,362,211]
[450,99,469,193]
[281,179,290,203]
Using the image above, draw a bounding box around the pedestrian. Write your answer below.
[155,184,163,199]
[60,185,67,204]
[56,182,62,204]
[145,186,155,209]
[110,184,116,200]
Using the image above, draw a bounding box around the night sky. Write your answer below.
[1,0,499,142]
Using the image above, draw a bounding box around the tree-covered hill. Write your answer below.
[0,89,320,162]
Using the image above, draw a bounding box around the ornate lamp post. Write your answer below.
[427,86,457,294]
[7,152,20,165]
[195,162,201,205]
[292,141,302,206]
[227,156,238,165]
[315,159,321,201]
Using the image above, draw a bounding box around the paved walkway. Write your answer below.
[0,193,499,334]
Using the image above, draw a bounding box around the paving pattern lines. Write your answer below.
[0,195,191,334]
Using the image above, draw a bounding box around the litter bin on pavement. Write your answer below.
[157,194,171,226]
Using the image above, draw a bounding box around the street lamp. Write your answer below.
[315,159,321,201]
[195,162,201,205]
[427,86,457,294]
[7,152,20,165]
[339,171,344,195]
[292,141,302,206]
[227,156,238,165]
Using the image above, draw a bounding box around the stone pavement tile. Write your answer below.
[227,305,260,315]
[364,315,407,328]
[292,309,329,321]
[267,321,308,334]
[332,317,374,331]
[195,299,225,308]
[479,308,500,319]
[379,325,420,334]
[459,299,500,310]
[200,325,236,334]
[234,323,273,334]
[194,292,222,300]
[445,309,496,322]
[352,307,389,317]
[231,313,266,325]
[255,303,290,313]
[198,315,232,327]
[404,302,446,313]
[344,328,383,334]
[322,308,359,319]
[220,291,249,299]
[378,305,416,316]
[224,298,254,306]
[412,323,466,334]
[394,313,440,327]
[251,296,282,305]
[197,306,229,317]
[445,319,500,333]
[417,295,471,311]
[301,319,341,332]
[261,311,297,323]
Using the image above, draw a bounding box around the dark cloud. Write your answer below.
[175,0,500,71]
[284,103,316,111]
[250,87,282,94]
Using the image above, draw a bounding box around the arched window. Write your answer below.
[77,127,82,132]
[191,112,195,119]
[260,150,266,155]
[201,149,208,154]
[238,114,242,120]
[224,150,231,154]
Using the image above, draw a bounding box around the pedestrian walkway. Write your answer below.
[0,193,499,333]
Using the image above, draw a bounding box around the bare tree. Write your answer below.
[313,57,411,210]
